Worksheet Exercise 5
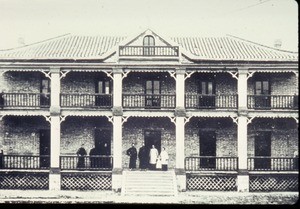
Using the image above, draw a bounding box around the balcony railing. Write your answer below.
[0,93,50,107]
[60,93,112,108]
[247,95,298,110]
[123,94,176,108]
[119,46,179,57]
[185,94,238,109]
[185,156,238,171]
[248,157,298,171]
[60,155,113,171]
[0,155,50,169]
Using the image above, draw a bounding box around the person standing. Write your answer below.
[149,145,158,170]
[89,147,98,169]
[76,144,87,169]
[160,147,169,171]
[126,143,137,170]
[138,142,148,170]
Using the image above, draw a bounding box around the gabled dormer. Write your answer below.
[118,29,180,62]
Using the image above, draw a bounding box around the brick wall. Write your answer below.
[248,118,298,157]
[248,72,298,95]
[61,72,109,93]
[0,71,42,92]
[185,73,237,94]
[185,117,237,157]
[0,116,49,155]
[123,72,175,94]
[60,116,112,155]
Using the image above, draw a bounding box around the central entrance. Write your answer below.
[144,130,161,154]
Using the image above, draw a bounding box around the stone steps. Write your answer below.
[121,170,178,196]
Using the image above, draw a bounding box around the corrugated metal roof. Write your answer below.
[0,33,297,61]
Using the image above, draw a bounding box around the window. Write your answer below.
[143,35,155,55]
[95,80,112,107]
[254,79,271,108]
[145,80,161,107]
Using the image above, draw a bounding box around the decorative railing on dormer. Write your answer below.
[119,46,179,57]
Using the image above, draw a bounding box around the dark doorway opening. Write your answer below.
[92,129,112,168]
[199,131,216,169]
[144,130,161,153]
[144,130,161,168]
[254,131,271,170]
[39,129,50,168]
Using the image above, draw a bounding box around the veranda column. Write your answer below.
[112,68,123,192]
[237,68,249,192]
[49,67,61,191]
[175,68,186,191]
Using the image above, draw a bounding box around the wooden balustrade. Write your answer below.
[247,95,298,109]
[0,155,50,169]
[60,93,112,108]
[0,93,50,107]
[122,94,176,108]
[60,155,113,171]
[185,94,238,109]
[119,46,179,57]
[248,157,298,171]
[185,156,238,171]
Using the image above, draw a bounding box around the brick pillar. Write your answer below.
[237,68,249,192]
[49,67,61,191]
[112,68,123,192]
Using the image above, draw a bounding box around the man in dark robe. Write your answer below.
[76,144,87,169]
[126,143,137,170]
[138,143,148,170]
[89,147,98,169]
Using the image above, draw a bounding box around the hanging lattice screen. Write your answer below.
[249,174,298,192]
[61,173,112,190]
[0,172,49,190]
[187,174,237,191]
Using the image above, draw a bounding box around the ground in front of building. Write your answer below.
[0,190,298,204]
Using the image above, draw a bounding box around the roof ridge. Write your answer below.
[226,34,298,54]
[0,33,72,51]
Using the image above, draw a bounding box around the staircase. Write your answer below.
[121,170,178,196]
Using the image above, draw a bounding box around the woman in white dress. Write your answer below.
[160,147,169,171]
[149,145,158,170]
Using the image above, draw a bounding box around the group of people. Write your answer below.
[76,143,111,169]
[126,143,169,171]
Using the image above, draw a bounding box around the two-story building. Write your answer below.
[0,29,298,193]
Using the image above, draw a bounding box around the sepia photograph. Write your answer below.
[0,0,298,205]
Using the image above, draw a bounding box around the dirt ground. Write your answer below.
[0,190,298,204]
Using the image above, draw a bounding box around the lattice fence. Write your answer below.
[61,173,112,190]
[0,172,49,190]
[187,174,237,191]
[249,174,298,192]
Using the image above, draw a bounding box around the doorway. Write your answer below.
[40,78,51,107]
[199,131,216,169]
[94,129,111,168]
[254,132,271,169]
[95,129,111,155]
[198,80,215,109]
[144,130,161,154]
[39,129,50,168]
